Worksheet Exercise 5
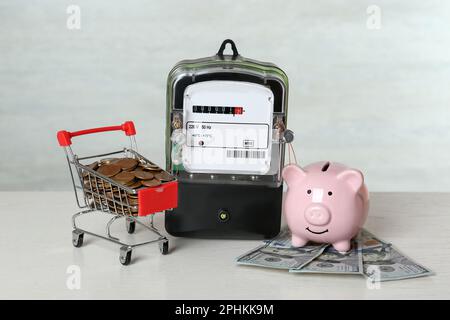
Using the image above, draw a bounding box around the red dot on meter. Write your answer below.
[234,107,244,115]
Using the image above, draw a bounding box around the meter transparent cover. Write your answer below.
[166,40,289,187]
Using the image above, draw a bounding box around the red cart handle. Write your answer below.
[57,121,136,147]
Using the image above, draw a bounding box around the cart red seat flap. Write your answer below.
[138,181,178,216]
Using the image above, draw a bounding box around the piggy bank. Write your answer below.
[282,161,369,253]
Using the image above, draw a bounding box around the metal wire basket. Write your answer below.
[57,121,178,265]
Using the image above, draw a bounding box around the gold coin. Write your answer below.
[99,158,119,165]
[141,179,161,187]
[82,171,93,179]
[113,190,127,198]
[133,170,154,180]
[162,173,174,181]
[127,193,138,199]
[124,180,138,187]
[153,172,162,180]
[112,171,135,184]
[127,180,143,189]
[154,171,173,182]
[97,164,121,177]
[95,179,108,187]
[115,158,138,171]
[105,191,115,200]
[140,163,161,171]
[87,161,99,170]
[101,182,114,190]
[82,162,97,177]
[128,198,139,206]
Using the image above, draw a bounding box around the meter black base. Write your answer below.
[165,182,283,240]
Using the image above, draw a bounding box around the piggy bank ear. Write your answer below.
[282,164,306,186]
[337,169,364,192]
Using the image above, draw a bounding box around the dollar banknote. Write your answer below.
[357,228,391,249]
[267,228,388,249]
[240,227,433,281]
[362,244,434,281]
[291,239,363,275]
[263,228,293,248]
[236,242,328,270]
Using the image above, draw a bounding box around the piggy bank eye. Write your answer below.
[307,189,312,194]
[328,191,333,196]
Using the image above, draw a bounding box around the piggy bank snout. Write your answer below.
[304,204,331,226]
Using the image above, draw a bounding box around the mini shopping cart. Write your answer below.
[57,121,178,265]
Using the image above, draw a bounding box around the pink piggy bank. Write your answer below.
[282,161,369,253]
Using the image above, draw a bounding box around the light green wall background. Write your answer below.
[0,0,449,191]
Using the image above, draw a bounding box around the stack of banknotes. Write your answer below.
[236,229,433,281]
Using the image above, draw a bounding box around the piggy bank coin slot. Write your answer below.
[321,162,330,172]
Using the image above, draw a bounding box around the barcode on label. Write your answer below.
[226,150,266,159]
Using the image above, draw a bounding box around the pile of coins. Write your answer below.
[81,157,174,216]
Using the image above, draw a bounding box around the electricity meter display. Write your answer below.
[182,81,274,174]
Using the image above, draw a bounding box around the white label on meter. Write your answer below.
[182,81,274,174]
[186,122,269,149]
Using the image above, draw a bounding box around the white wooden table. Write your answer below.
[0,192,448,299]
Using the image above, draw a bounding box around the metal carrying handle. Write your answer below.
[57,121,136,147]
[217,39,239,60]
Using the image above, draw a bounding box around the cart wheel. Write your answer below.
[119,246,132,265]
[159,240,169,255]
[126,217,136,234]
[72,230,84,248]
